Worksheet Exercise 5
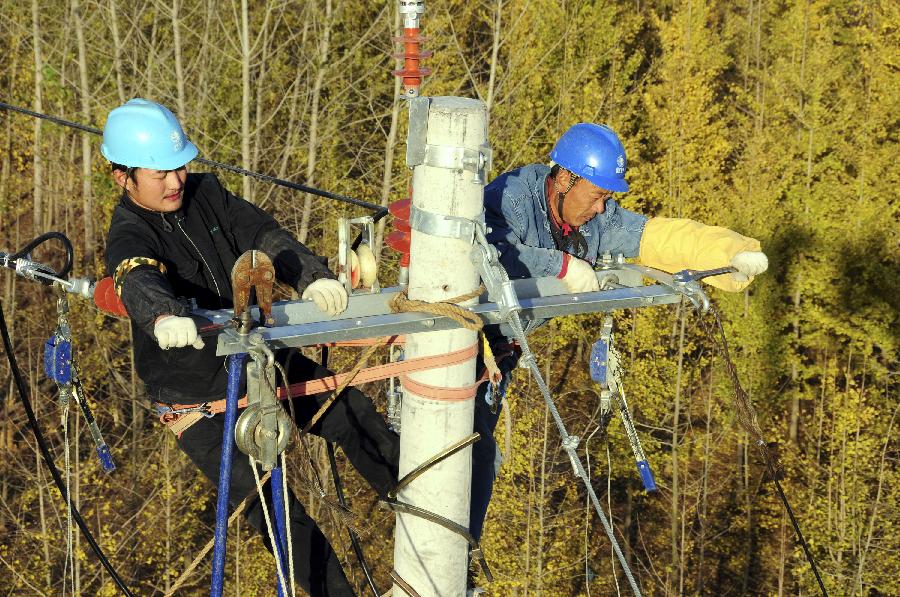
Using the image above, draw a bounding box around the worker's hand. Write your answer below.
[730,251,769,283]
[301,278,348,316]
[153,315,205,350]
[559,254,600,293]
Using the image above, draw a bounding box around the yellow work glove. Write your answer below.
[639,217,764,292]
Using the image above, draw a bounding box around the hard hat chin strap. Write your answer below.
[550,169,588,257]
[554,169,580,228]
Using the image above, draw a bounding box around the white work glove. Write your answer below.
[730,251,769,283]
[301,278,348,316]
[559,254,600,293]
[154,315,205,350]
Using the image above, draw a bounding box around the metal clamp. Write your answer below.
[470,223,521,321]
[406,97,492,183]
[421,143,492,184]
[381,498,494,583]
[670,266,735,313]
[409,204,483,243]
[398,0,425,28]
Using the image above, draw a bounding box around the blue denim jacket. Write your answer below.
[484,164,648,278]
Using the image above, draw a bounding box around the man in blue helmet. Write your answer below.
[102,98,399,596]
[469,123,768,548]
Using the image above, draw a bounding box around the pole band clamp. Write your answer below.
[417,143,493,184]
[409,204,484,243]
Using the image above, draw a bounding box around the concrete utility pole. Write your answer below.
[392,96,490,596]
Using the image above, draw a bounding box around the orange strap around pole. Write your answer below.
[277,343,476,399]
[399,371,487,402]
[158,342,478,434]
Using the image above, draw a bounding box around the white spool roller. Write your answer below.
[348,245,377,289]
[356,243,378,287]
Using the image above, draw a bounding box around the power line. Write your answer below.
[0,100,387,214]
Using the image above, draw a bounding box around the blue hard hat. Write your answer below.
[100,98,198,170]
[549,123,629,193]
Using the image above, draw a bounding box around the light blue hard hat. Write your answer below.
[100,98,198,170]
[549,123,629,193]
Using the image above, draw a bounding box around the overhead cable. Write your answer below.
[0,100,387,215]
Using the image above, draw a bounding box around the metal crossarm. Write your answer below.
[202,270,683,355]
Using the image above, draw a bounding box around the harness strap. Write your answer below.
[156,343,478,435]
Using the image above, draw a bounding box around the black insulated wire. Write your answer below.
[321,346,380,597]
[0,100,389,217]
[327,442,380,597]
[0,299,135,596]
[7,231,75,279]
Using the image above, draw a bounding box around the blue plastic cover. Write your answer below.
[637,460,657,492]
[43,337,72,384]
[96,444,117,473]
[589,339,609,383]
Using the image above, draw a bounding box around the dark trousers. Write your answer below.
[470,352,519,541]
[175,350,400,597]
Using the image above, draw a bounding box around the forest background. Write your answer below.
[0,0,896,595]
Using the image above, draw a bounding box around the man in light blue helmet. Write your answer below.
[469,123,768,552]
[103,98,399,597]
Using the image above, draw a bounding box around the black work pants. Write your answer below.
[175,349,400,597]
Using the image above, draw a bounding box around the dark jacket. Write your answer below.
[105,173,334,401]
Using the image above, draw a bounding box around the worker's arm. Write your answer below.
[106,221,186,335]
[593,199,648,259]
[206,174,335,294]
[638,217,767,292]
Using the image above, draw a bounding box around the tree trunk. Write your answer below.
[485,0,503,123]
[240,0,252,201]
[171,0,186,119]
[108,0,127,103]
[298,0,332,244]
[31,0,44,233]
[670,302,686,593]
[375,4,403,259]
[73,0,94,269]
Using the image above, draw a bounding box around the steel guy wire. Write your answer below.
[506,313,643,597]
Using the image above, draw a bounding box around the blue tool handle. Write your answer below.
[95,444,116,473]
[636,460,657,492]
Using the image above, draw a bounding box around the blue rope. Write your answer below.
[271,466,291,596]
[210,353,247,597]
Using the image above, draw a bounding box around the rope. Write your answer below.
[165,471,272,597]
[0,100,388,216]
[251,459,290,596]
[301,342,382,434]
[270,361,296,597]
[700,307,829,597]
[389,285,485,332]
